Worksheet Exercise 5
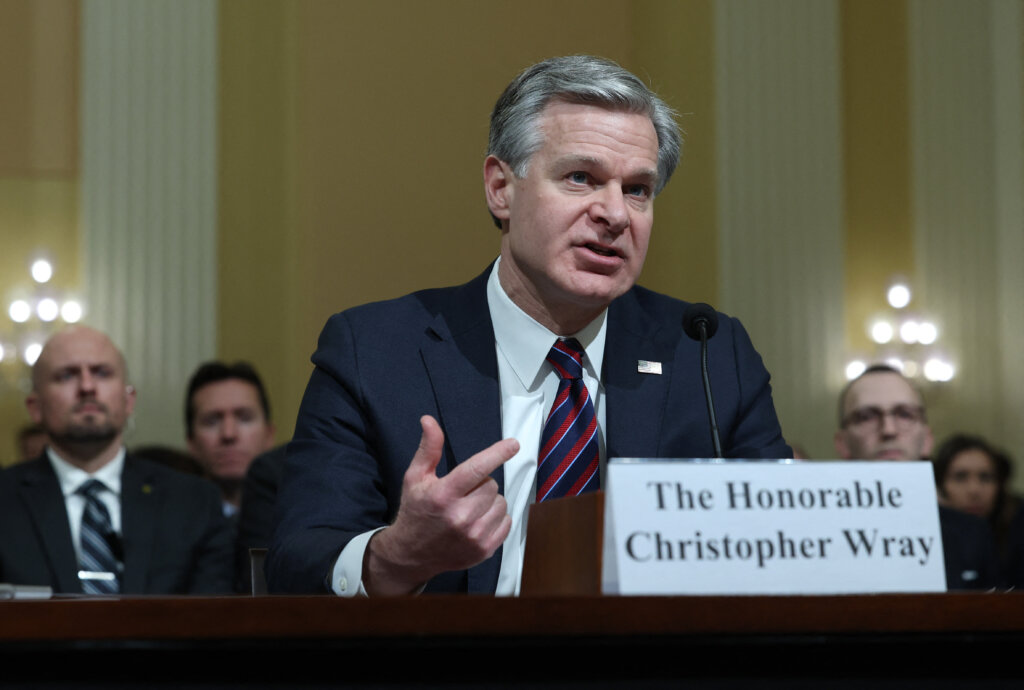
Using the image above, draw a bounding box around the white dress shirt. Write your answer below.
[487,258,607,595]
[47,447,125,563]
[330,259,607,596]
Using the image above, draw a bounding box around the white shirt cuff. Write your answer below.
[329,527,385,596]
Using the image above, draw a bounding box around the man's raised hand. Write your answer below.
[364,415,518,595]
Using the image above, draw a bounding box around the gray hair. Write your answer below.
[487,55,682,227]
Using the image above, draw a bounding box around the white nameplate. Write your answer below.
[601,459,946,595]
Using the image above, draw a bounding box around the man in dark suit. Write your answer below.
[834,364,998,589]
[0,326,234,594]
[268,55,790,596]
[184,361,276,517]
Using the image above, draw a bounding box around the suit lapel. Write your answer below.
[18,459,81,593]
[604,290,675,460]
[419,269,503,593]
[420,271,504,476]
[120,455,159,594]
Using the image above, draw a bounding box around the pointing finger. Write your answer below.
[446,437,520,496]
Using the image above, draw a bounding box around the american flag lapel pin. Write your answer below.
[637,360,662,375]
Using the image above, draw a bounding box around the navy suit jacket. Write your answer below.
[236,444,287,593]
[267,268,791,593]
[0,453,235,594]
[938,505,999,590]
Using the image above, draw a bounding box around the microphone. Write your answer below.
[682,303,723,458]
[682,302,718,341]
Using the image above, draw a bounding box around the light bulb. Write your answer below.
[61,300,83,323]
[887,284,911,309]
[9,300,31,323]
[845,360,867,380]
[37,298,59,322]
[24,342,42,365]
[31,259,53,284]
[924,358,954,382]
[899,320,919,344]
[917,321,937,345]
[870,321,894,344]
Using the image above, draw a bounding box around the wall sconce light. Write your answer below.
[2,255,86,386]
[846,280,953,383]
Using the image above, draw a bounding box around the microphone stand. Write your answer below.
[697,319,723,459]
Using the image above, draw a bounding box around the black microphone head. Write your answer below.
[682,303,719,341]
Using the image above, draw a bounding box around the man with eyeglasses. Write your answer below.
[834,364,933,462]
[834,364,998,589]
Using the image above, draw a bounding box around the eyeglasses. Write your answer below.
[842,404,925,431]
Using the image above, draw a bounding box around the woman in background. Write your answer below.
[933,434,1021,586]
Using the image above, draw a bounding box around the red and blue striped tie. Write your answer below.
[536,338,599,501]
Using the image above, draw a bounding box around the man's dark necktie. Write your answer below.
[77,479,121,594]
[536,338,600,501]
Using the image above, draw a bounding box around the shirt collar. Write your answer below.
[47,446,126,498]
[486,257,607,390]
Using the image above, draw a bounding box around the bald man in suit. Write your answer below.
[0,326,233,594]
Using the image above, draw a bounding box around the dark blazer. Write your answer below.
[1002,504,1024,589]
[939,505,999,590]
[267,268,791,594]
[0,453,235,594]
[236,444,287,593]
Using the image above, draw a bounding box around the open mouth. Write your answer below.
[585,243,618,258]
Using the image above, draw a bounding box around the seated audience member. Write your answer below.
[0,326,234,594]
[933,434,1021,583]
[934,434,1017,530]
[185,362,276,518]
[16,423,49,464]
[268,55,791,596]
[834,364,999,589]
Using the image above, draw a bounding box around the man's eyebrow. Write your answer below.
[554,154,603,169]
[554,154,658,183]
[629,168,659,186]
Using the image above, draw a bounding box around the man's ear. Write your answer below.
[25,392,42,425]
[483,155,514,225]
[833,429,851,459]
[124,384,137,418]
[262,423,277,453]
[921,426,935,458]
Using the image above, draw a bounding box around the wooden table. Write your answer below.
[2,593,1022,687]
